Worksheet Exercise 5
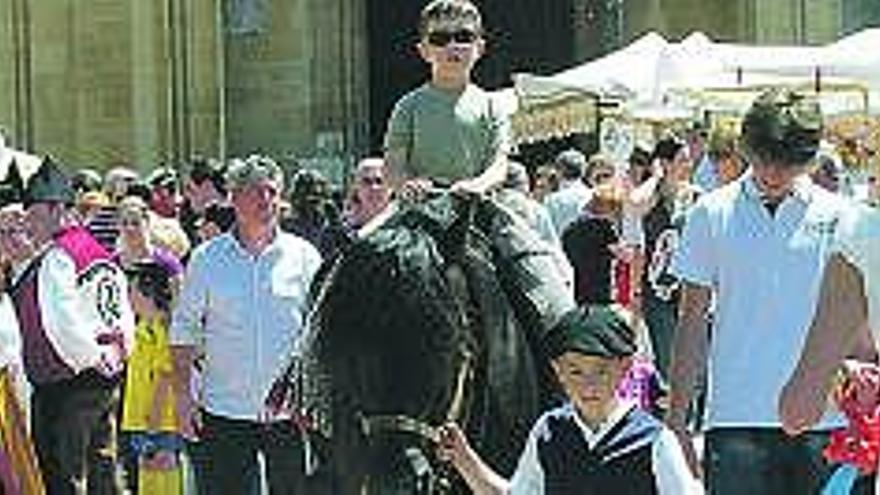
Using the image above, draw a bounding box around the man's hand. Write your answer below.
[262,376,295,421]
[176,391,202,440]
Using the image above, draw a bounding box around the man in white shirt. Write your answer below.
[666,89,856,494]
[171,155,322,494]
[543,149,592,235]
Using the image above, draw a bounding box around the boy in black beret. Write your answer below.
[437,304,701,494]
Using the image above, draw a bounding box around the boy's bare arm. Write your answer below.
[455,153,509,195]
[779,254,869,435]
[665,281,712,475]
[384,148,409,190]
[437,423,509,495]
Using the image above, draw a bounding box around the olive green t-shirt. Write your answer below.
[383,83,511,182]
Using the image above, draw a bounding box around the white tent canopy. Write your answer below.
[514,28,880,122]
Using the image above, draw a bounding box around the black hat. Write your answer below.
[126,260,174,312]
[741,88,822,167]
[0,160,24,208]
[23,156,74,207]
[543,305,636,359]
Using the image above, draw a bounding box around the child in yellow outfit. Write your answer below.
[121,260,184,494]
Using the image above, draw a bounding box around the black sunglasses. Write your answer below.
[426,29,478,47]
[359,176,384,186]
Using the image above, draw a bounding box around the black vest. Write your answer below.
[537,407,661,494]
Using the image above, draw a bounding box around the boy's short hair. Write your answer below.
[543,305,636,360]
[419,0,483,37]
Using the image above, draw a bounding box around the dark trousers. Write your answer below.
[643,295,677,381]
[705,428,875,495]
[31,370,122,495]
[200,410,307,494]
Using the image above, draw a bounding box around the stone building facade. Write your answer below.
[0,0,876,178]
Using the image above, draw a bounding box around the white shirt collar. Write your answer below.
[741,168,813,205]
[568,399,637,450]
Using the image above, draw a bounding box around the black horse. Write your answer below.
[293,193,575,493]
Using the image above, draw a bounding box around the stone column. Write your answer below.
[0,0,32,148]
[223,0,369,182]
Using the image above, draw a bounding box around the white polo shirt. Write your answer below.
[671,171,852,429]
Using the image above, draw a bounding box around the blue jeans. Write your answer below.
[704,428,875,495]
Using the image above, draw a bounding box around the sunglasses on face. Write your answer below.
[426,29,478,47]
[359,176,384,186]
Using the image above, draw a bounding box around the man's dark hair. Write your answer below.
[741,89,822,167]
[188,156,227,195]
[201,201,236,232]
[71,168,103,194]
[651,136,686,163]
[125,181,152,204]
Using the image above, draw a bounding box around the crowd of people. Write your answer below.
[1,0,880,494]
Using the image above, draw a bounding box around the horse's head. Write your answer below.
[299,193,574,493]
[303,194,480,492]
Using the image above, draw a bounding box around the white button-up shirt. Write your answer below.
[170,230,322,420]
[671,171,852,429]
